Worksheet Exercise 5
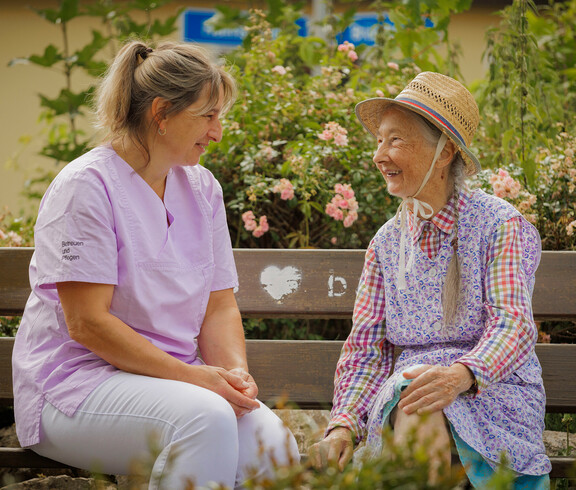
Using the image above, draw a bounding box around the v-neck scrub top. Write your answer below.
[12,145,239,447]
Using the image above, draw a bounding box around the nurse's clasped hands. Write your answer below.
[187,365,260,418]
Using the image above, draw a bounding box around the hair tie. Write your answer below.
[137,47,153,62]
[451,236,458,252]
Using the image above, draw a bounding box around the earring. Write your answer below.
[158,127,167,136]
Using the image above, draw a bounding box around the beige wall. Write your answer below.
[0,1,501,216]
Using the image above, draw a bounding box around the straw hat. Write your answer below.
[355,72,481,175]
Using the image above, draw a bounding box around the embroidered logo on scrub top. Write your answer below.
[61,240,84,261]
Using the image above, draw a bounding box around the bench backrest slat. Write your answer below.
[0,248,34,316]
[1,248,575,319]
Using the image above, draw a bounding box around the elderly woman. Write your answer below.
[309,72,550,488]
[12,40,298,489]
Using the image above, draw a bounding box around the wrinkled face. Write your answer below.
[158,85,224,167]
[372,107,439,200]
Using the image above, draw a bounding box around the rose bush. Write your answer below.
[202,7,459,249]
[472,129,576,251]
[202,1,576,252]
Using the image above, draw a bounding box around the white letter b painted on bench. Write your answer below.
[328,273,347,297]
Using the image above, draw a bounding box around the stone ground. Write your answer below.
[1,410,574,489]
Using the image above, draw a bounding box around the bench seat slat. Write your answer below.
[0,447,72,469]
[0,446,571,479]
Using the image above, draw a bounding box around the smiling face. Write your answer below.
[154,84,224,168]
[372,106,454,204]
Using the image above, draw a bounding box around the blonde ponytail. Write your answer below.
[95,42,149,139]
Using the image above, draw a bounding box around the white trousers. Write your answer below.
[31,372,300,489]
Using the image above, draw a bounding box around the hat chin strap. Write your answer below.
[396,133,448,290]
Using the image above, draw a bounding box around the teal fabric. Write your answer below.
[378,368,418,426]
[450,429,550,489]
[378,367,550,489]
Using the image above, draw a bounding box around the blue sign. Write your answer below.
[337,14,434,46]
[182,9,306,45]
[182,9,432,47]
[337,14,394,46]
[183,9,246,45]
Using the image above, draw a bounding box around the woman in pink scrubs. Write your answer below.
[12,41,299,489]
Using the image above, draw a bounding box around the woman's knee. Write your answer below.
[170,388,238,443]
[236,402,299,483]
[393,409,450,448]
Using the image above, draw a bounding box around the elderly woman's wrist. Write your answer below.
[453,362,477,394]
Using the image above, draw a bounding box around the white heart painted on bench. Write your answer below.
[260,266,302,302]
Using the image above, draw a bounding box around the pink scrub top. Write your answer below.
[12,145,239,447]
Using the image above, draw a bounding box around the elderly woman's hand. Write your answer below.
[308,427,354,471]
[397,363,475,415]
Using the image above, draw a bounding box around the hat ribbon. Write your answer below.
[396,97,465,147]
[396,133,448,290]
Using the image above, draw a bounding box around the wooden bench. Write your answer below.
[1,247,576,479]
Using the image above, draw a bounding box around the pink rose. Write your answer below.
[274,178,295,200]
[325,202,338,218]
[334,133,349,147]
[280,189,293,200]
[318,129,333,141]
[343,213,356,228]
[253,216,269,238]
[337,41,355,52]
[242,211,257,231]
[271,65,287,75]
[341,188,355,200]
[7,231,22,246]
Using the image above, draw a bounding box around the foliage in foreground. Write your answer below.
[115,423,519,489]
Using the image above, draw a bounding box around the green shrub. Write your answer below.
[204,2,472,250]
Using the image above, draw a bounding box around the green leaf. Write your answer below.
[207,6,247,31]
[150,17,179,37]
[309,201,325,214]
[298,37,325,66]
[33,0,80,24]
[74,31,109,68]
[265,0,285,26]
[129,0,172,12]
[14,45,63,68]
[59,0,80,22]
[39,88,93,116]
